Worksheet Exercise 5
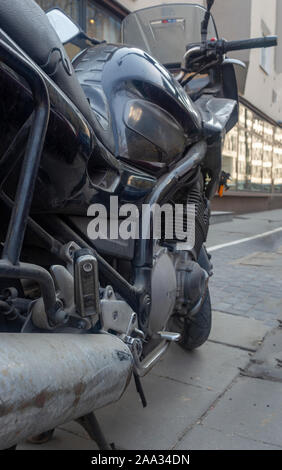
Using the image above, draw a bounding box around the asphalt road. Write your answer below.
[18,209,282,450]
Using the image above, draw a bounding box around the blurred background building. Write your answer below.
[36,0,282,212]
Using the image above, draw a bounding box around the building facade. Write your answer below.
[36,0,282,212]
[210,0,282,212]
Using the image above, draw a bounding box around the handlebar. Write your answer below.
[221,36,278,53]
[181,35,278,81]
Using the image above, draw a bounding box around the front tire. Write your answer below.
[171,289,212,351]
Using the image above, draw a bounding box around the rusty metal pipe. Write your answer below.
[0,333,133,449]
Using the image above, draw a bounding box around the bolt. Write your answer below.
[83,262,93,273]
[107,287,113,298]
[53,307,69,325]
[69,245,75,258]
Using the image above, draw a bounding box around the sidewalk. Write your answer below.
[18,209,282,450]
[208,209,282,326]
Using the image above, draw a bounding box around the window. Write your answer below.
[36,0,122,43]
[87,1,121,43]
[36,0,122,57]
[261,47,271,74]
[36,0,79,23]
[273,129,282,192]
[222,127,237,189]
[251,135,263,189]
[260,20,271,75]
[237,129,247,189]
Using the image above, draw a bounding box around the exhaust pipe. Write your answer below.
[0,332,133,449]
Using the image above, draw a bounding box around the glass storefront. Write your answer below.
[222,102,282,194]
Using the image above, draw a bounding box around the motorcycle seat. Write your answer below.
[0,0,96,131]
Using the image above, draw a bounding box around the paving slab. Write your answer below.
[152,341,250,392]
[202,376,282,447]
[209,311,271,351]
[19,313,268,450]
[62,375,217,450]
[233,251,282,271]
[175,425,281,450]
[245,328,282,382]
[17,210,282,450]
[59,340,250,450]
[209,229,282,325]
[18,428,97,450]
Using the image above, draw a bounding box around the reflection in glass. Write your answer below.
[253,115,264,136]
[262,123,273,192]
[231,104,282,193]
[246,109,253,130]
[237,129,247,189]
[222,127,237,188]
[273,145,282,191]
[251,135,263,189]
[274,128,282,144]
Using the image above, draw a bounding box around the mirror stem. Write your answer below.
[201,0,214,42]
[201,11,211,42]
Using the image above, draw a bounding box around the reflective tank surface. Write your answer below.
[73,44,202,165]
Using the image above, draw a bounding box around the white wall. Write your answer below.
[244,0,281,121]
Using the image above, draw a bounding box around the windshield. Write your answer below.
[122,3,217,67]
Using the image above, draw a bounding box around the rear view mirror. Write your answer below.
[206,0,215,12]
[46,8,81,44]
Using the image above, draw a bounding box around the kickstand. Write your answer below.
[133,372,147,408]
[76,412,113,450]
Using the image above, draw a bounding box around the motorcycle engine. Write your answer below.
[148,245,208,336]
[149,178,210,336]
[149,246,177,335]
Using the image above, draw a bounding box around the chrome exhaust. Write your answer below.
[0,332,133,449]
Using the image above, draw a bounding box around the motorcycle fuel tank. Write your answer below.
[73,44,202,167]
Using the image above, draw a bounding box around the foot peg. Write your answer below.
[157,331,181,342]
[74,248,100,321]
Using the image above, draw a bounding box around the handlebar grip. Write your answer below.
[223,36,277,53]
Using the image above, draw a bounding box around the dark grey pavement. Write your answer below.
[19,209,282,450]
[207,210,282,326]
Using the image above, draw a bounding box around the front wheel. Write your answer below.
[170,289,212,351]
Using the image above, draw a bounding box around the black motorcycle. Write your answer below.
[0,0,277,449]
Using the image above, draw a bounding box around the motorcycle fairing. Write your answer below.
[0,0,236,216]
[196,95,238,137]
[73,43,202,162]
